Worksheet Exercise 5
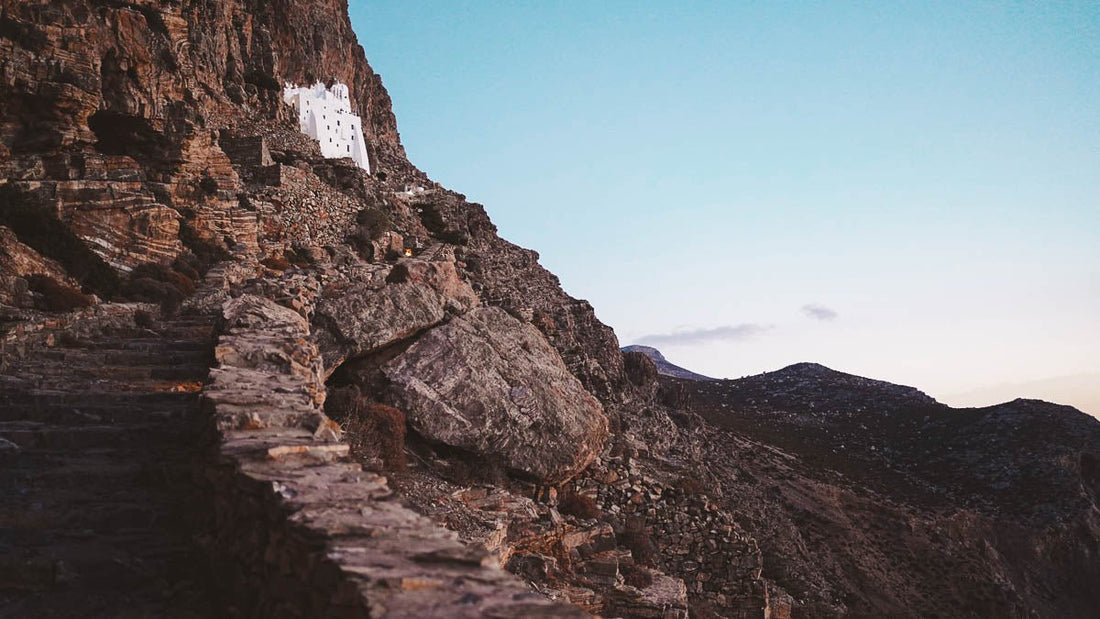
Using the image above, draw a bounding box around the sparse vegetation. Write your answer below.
[130,262,196,296]
[437,229,469,245]
[348,208,391,260]
[134,309,156,329]
[123,258,201,314]
[357,208,391,240]
[618,517,659,567]
[177,219,230,270]
[622,564,654,589]
[327,387,407,471]
[198,173,218,196]
[558,489,601,520]
[25,274,93,312]
[285,245,314,267]
[260,255,291,271]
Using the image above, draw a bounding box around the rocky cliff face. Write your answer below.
[0,0,627,403]
[0,0,396,284]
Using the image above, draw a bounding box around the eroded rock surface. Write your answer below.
[386,255,479,313]
[384,307,608,483]
[313,280,446,374]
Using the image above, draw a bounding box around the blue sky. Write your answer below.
[349,1,1100,415]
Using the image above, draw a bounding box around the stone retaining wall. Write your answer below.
[200,294,584,617]
[577,461,768,617]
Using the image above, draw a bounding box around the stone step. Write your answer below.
[3,364,206,383]
[2,378,203,397]
[0,401,200,424]
[0,537,209,599]
[0,311,216,617]
[0,388,199,407]
[64,338,210,353]
[2,490,195,534]
[1,451,193,493]
[28,348,208,367]
[0,421,195,450]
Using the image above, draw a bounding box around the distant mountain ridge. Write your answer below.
[658,356,1100,617]
[621,345,716,381]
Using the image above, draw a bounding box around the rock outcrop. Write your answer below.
[0,226,77,306]
[383,307,609,484]
[313,280,446,373]
[311,256,480,374]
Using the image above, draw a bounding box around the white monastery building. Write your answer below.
[282,81,370,172]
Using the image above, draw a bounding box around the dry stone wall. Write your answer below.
[576,459,769,617]
[201,293,585,617]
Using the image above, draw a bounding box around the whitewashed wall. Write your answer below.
[283,82,370,172]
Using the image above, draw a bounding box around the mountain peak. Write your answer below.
[774,361,838,376]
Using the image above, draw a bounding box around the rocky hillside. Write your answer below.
[2,1,1098,618]
[657,361,1100,617]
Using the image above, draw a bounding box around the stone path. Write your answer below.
[0,314,218,617]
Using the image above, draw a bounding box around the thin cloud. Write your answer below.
[802,304,838,321]
[635,323,772,347]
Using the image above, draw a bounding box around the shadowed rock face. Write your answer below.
[383,307,609,483]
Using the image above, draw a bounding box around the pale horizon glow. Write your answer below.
[351,1,1100,417]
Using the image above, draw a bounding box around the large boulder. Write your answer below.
[383,307,608,483]
[312,281,447,374]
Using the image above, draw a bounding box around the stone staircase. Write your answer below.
[0,313,218,617]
